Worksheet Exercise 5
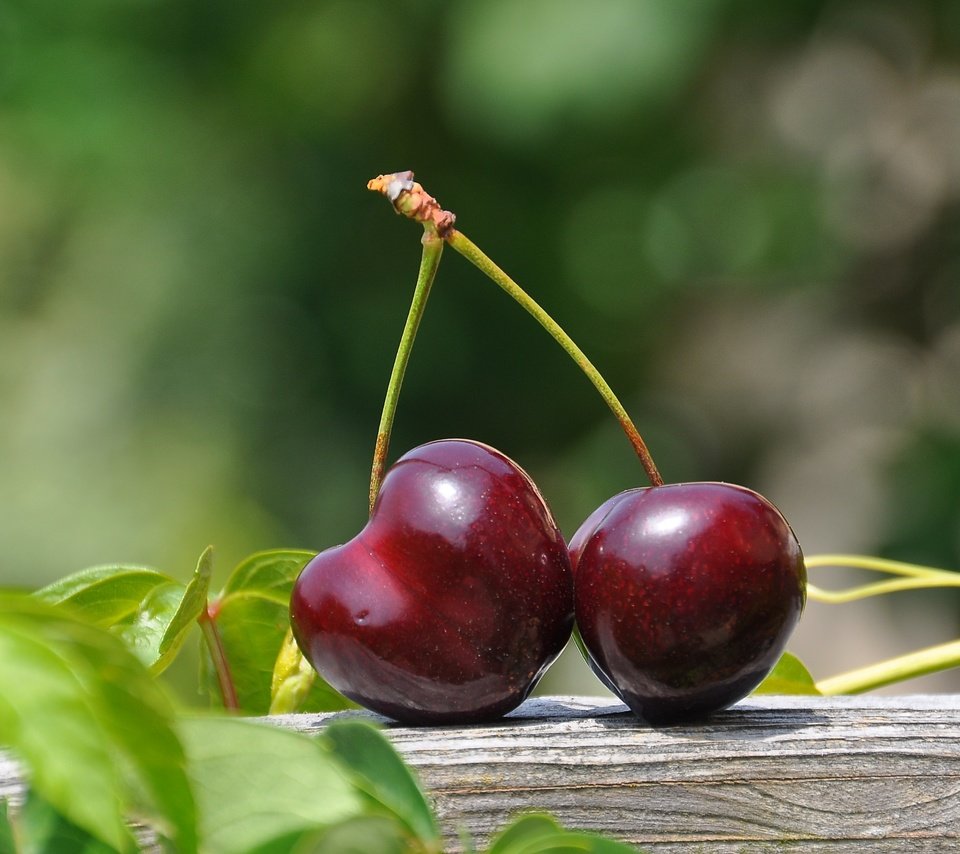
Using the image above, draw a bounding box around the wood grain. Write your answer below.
[2,695,958,851]
[266,694,960,852]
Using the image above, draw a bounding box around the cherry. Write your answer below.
[570,483,806,724]
[360,173,808,725]
[290,438,574,725]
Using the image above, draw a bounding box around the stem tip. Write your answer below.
[368,171,457,237]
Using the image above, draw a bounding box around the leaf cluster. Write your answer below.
[33,547,349,716]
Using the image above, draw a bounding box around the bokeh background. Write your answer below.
[2,0,959,699]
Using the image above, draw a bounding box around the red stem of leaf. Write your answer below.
[198,604,240,712]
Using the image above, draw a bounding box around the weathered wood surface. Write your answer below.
[267,694,960,852]
[1,695,958,851]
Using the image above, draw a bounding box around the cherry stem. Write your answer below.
[816,639,960,695]
[198,605,240,712]
[365,171,663,488]
[368,228,444,512]
[447,231,663,488]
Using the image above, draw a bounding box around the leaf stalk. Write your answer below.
[198,606,240,712]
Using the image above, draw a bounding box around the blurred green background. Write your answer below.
[2,0,959,697]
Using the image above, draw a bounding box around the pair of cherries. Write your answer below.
[290,438,806,726]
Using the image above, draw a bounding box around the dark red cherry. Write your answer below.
[290,438,574,725]
[571,482,806,724]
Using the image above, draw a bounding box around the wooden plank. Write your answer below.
[1,696,958,850]
[265,695,960,852]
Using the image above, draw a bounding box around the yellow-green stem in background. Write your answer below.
[817,639,960,695]
[805,554,960,692]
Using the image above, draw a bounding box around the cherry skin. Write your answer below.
[290,438,574,725]
[571,483,806,725]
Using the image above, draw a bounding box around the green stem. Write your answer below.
[446,230,663,488]
[805,554,960,603]
[805,553,958,578]
[817,639,960,695]
[808,576,960,604]
[804,554,960,690]
[198,607,240,712]
[368,229,444,512]
[367,171,663,486]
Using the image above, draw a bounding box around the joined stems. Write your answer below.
[367,171,663,489]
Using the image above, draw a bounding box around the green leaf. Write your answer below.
[517,833,640,853]
[202,594,291,713]
[220,549,317,602]
[488,814,642,853]
[268,628,356,715]
[269,628,316,714]
[33,565,176,625]
[157,546,214,666]
[203,550,350,714]
[111,581,188,674]
[321,721,440,846]
[0,801,16,854]
[753,652,821,696]
[177,716,364,854]
[286,816,414,854]
[16,790,120,854]
[33,564,191,675]
[315,817,414,854]
[488,814,564,853]
[0,595,197,854]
